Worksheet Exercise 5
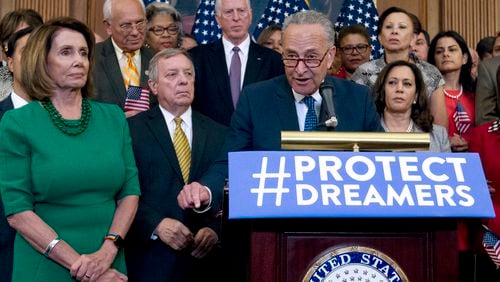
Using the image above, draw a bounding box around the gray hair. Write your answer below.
[103,0,146,21]
[282,10,335,47]
[215,0,251,15]
[146,2,184,44]
[148,48,194,81]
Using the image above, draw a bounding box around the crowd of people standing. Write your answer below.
[0,0,499,281]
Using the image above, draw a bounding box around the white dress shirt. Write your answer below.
[111,38,142,82]
[293,90,322,131]
[11,90,29,109]
[158,106,193,147]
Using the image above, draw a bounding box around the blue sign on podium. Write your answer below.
[228,151,495,219]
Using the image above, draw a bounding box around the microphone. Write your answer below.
[319,81,338,128]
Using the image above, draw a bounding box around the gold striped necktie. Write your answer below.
[124,51,140,88]
[173,117,191,183]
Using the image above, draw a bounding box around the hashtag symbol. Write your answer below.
[251,156,291,207]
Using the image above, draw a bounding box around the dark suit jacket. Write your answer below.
[125,106,228,282]
[0,94,15,282]
[197,75,383,190]
[475,55,500,125]
[93,38,155,108]
[0,94,13,120]
[189,39,284,126]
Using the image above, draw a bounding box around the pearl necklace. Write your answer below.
[443,86,463,99]
[381,118,414,133]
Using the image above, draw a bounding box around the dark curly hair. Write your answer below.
[374,60,434,132]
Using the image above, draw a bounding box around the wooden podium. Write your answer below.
[249,217,457,281]
[224,132,493,282]
[245,132,457,281]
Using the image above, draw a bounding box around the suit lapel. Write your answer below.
[139,47,152,87]
[207,41,234,111]
[243,41,262,87]
[101,39,127,102]
[189,112,208,181]
[275,77,300,131]
[145,107,184,182]
[0,94,14,112]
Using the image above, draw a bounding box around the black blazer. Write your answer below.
[0,94,13,120]
[189,39,284,126]
[0,94,15,282]
[92,38,155,108]
[125,106,228,282]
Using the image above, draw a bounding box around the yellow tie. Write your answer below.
[124,52,140,88]
[173,117,191,183]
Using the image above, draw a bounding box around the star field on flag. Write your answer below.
[334,0,383,60]
[191,0,222,45]
[252,0,309,40]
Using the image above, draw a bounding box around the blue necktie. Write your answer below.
[303,96,318,131]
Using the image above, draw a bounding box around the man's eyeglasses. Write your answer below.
[282,50,330,68]
[148,25,179,36]
[339,44,370,55]
[118,20,146,34]
[221,9,249,19]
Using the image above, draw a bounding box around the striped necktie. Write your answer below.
[173,117,191,183]
[124,51,140,88]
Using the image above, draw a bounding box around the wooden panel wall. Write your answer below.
[9,0,71,21]
[0,0,106,39]
[2,0,500,50]
[441,0,500,47]
[378,0,500,48]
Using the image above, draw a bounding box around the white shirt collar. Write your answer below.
[159,106,192,128]
[10,90,29,109]
[222,34,251,56]
[292,89,322,103]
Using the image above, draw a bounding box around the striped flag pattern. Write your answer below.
[483,229,500,268]
[124,86,150,112]
[453,101,471,134]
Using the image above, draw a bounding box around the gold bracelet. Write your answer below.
[43,238,61,257]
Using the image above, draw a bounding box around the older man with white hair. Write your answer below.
[189,0,284,126]
[93,0,155,117]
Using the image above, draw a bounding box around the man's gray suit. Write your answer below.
[93,38,154,108]
[475,56,500,125]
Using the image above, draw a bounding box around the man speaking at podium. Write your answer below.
[221,9,382,152]
[178,10,383,281]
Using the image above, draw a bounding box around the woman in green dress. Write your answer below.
[0,17,140,281]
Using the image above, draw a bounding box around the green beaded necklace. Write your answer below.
[41,98,91,136]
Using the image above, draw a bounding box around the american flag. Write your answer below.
[252,0,309,40]
[191,0,222,45]
[334,0,382,60]
[143,0,170,6]
[124,86,150,112]
[453,101,471,135]
[483,229,500,268]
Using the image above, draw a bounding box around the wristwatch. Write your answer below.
[104,233,124,249]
